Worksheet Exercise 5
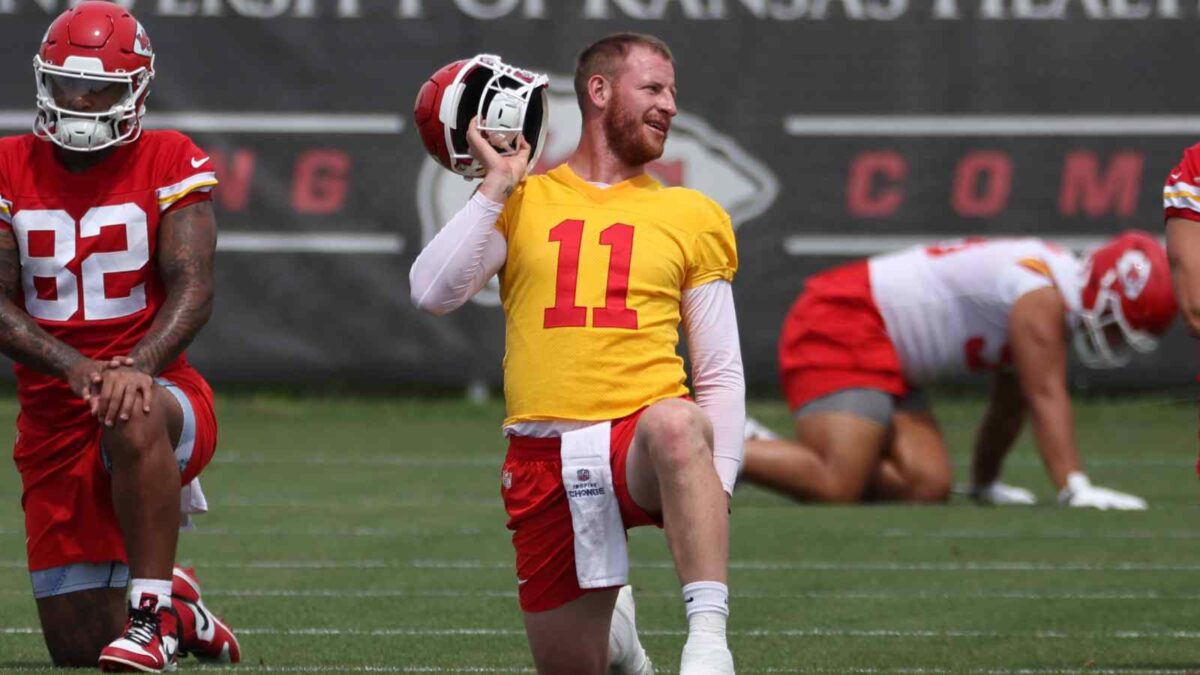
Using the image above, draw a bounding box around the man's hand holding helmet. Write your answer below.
[466,117,531,202]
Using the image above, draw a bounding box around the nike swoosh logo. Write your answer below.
[517,578,529,585]
[191,156,210,168]
[685,596,695,603]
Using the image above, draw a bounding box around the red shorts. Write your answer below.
[501,408,663,613]
[779,261,910,411]
[14,366,218,572]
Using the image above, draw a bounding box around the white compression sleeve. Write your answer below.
[681,280,746,496]
[408,191,508,315]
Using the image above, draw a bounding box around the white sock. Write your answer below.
[129,578,173,610]
[682,581,728,640]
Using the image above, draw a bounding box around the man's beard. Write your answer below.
[602,95,666,167]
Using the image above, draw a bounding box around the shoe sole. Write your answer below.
[98,655,178,673]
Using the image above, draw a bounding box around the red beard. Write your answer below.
[602,92,667,167]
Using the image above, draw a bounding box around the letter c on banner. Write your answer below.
[847,150,906,218]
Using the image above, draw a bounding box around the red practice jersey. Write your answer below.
[0,130,216,430]
[1164,143,1200,223]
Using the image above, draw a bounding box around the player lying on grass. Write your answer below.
[742,232,1175,509]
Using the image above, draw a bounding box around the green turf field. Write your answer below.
[0,393,1197,673]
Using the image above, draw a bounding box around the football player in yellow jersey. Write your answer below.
[411,34,744,675]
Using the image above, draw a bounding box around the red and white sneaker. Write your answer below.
[98,593,179,672]
[171,566,241,663]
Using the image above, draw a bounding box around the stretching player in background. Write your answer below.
[742,233,1175,508]
[0,3,238,670]
[411,34,743,675]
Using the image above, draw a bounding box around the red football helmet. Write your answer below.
[413,54,548,178]
[1074,230,1177,368]
[33,1,155,152]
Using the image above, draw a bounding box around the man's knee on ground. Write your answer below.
[45,634,105,668]
[530,645,608,675]
[636,400,713,471]
[811,473,873,503]
[37,588,125,667]
[906,466,953,503]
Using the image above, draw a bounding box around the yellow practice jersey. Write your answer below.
[497,164,738,426]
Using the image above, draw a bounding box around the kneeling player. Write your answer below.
[742,233,1175,508]
[2,3,239,670]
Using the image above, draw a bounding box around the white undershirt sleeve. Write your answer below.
[409,191,509,315]
[682,280,746,496]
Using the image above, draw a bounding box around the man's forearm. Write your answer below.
[0,297,86,380]
[971,405,1024,486]
[127,286,211,375]
[1026,391,1080,490]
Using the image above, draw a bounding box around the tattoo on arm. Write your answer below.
[0,230,87,379]
[129,200,216,375]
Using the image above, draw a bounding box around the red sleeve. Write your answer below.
[1164,144,1200,223]
[156,132,217,215]
[162,189,210,215]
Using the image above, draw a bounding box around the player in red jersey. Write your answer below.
[0,3,239,670]
[1164,144,1200,474]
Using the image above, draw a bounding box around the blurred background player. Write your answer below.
[0,2,238,670]
[411,34,744,675]
[742,233,1175,508]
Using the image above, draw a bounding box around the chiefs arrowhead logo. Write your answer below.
[133,22,153,58]
[1116,250,1151,301]
[416,73,778,306]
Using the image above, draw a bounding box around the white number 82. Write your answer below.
[11,203,149,322]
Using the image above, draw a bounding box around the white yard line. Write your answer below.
[211,496,496,508]
[209,452,1185,469]
[212,453,498,467]
[2,625,1197,640]
[0,664,1175,674]
[3,559,1198,572]
[880,528,1200,540]
[0,588,1188,601]
[4,525,1194,542]
[0,527,481,537]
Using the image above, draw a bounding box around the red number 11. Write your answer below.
[544,219,638,330]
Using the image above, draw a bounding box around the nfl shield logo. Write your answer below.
[577,468,591,482]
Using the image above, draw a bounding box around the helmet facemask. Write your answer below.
[440,55,548,178]
[1073,262,1159,370]
[33,55,152,152]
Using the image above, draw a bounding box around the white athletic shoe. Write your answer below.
[679,634,734,675]
[968,481,1037,506]
[743,417,780,441]
[608,585,654,675]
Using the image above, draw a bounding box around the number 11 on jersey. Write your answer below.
[544,219,638,330]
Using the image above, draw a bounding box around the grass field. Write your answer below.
[0,392,1198,673]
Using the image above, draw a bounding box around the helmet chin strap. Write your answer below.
[54,116,115,151]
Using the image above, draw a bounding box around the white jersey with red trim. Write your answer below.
[0,130,216,428]
[868,238,1083,384]
[1164,143,1200,223]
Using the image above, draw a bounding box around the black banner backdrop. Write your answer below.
[0,0,1196,390]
